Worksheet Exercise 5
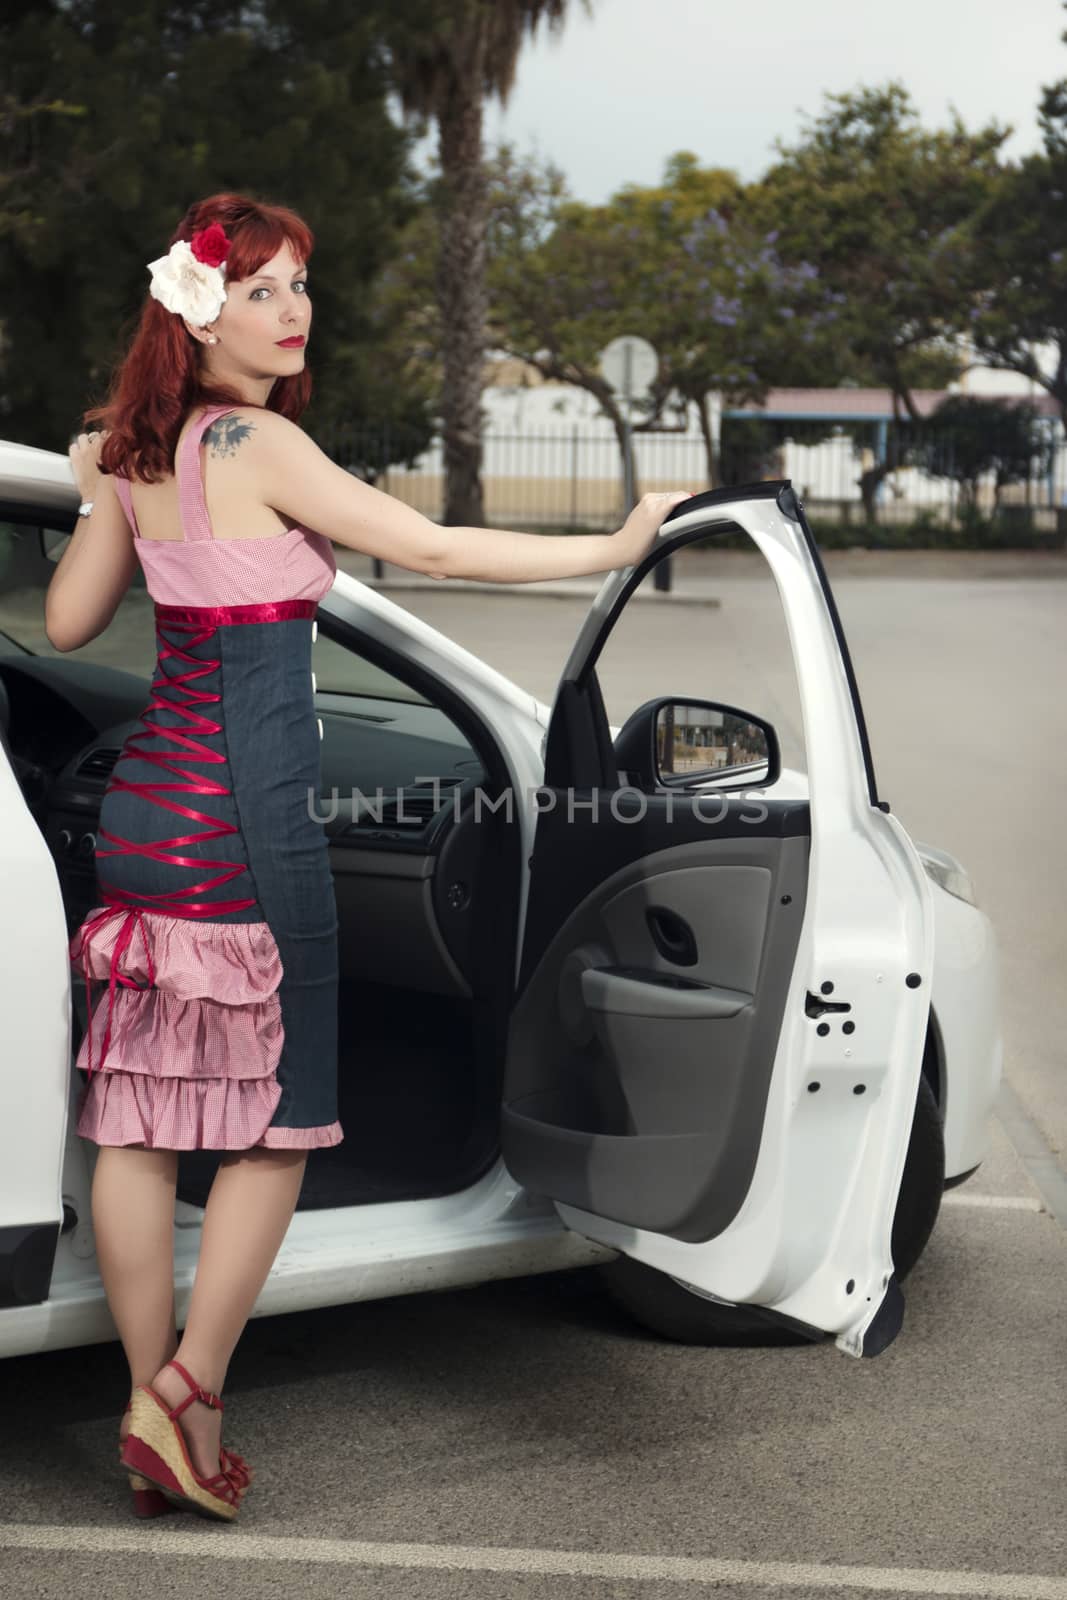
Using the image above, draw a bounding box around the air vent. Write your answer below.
[74,747,121,782]
[381,796,437,827]
[355,778,463,830]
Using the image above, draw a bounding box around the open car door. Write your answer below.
[0,704,70,1311]
[502,482,933,1358]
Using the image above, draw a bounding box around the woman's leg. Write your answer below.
[149,1148,307,1478]
[90,1146,180,1411]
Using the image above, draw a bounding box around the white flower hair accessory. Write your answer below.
[146,221,231,327]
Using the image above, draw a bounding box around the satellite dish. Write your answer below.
[598,335,658,401]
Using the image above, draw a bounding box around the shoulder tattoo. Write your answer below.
[203,414,257,459]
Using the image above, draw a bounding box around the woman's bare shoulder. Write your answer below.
[215,407,445,572]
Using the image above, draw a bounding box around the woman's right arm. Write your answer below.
[250,410,692,583]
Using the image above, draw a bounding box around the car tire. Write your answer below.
[595,1071,945,1345]
[887,1071,945,1279]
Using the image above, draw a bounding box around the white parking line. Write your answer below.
[941,1193,1044,1211]
[1,1526,1065,1598]
[996,1083,1067,1228]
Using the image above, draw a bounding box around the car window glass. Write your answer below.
[0,517,155,670]
[311,631,432,705]
[593,530,807,777]
[310,629,483,807]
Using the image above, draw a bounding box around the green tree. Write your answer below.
[385,0,592,526]
[622,154,844,485]
[486,142,662,490]
[754,84,1002,418]
[487,147,843,490]
[909,395,1053,518]
[968,3,1067,423]
[0,0,424,448]
[314,200,441,478]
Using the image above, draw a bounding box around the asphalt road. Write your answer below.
[1,550,1064,1599]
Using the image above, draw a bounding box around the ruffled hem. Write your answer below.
[67,902,321,1151]
[257,1120,344,1149]
[76,1075,344,1150]
[76,1072,283,1150]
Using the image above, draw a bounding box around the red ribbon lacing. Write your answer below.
[78,903,156,1080]
[78,613,260,1078]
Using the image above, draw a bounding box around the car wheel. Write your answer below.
[596,1072,945,1345]
[888,1071,945,1279]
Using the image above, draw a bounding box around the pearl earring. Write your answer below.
[208,336,218,344]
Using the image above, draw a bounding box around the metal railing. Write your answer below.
[315,421,1067,538]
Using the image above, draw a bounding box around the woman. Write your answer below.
[46,191,691,1523]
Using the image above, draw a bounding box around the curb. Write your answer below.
[353,575,722,606]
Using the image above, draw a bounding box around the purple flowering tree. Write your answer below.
[487,148,841,490]
[754,85,1004,420]
[634,161,842,485]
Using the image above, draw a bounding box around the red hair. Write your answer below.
[84,192,315,483]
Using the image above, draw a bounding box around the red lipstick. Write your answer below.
[276,335,306,348]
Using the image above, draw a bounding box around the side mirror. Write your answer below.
[614,697,780,791]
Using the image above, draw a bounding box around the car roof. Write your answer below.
[0,439,78,516]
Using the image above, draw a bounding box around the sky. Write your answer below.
[406,0,1065,203]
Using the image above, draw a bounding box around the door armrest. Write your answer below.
[580,965,752,1019]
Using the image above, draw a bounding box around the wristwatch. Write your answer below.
[77,500,94,518]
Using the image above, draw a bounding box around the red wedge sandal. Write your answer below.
[120,1360,253,1521]
[120,1401,176,1518]
[119,1399,252,1516]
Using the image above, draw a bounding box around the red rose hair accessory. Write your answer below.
[189,221,230,269]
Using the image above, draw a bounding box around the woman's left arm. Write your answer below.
[45,432,138,652]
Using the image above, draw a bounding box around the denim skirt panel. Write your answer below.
[216,614,340,1133]
[70,601,343,1150]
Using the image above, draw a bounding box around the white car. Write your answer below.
[0,440,1002,1363]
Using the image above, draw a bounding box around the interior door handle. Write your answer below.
[645,905,698,966]
[580,965,751,1019]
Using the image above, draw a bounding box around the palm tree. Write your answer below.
[389,0,592,525]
